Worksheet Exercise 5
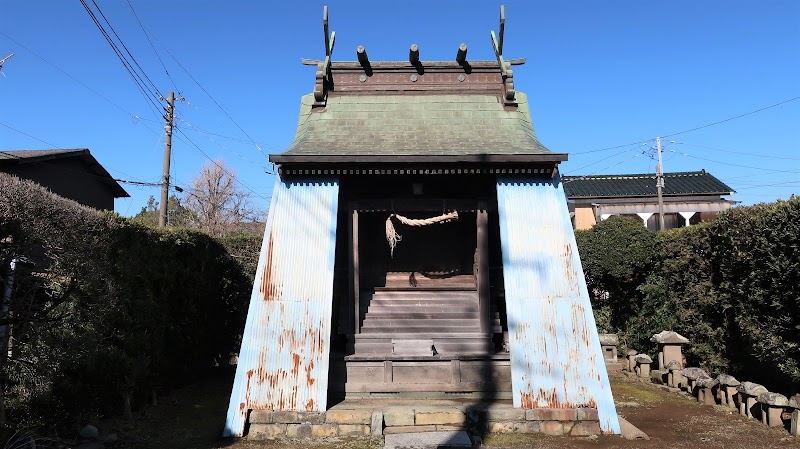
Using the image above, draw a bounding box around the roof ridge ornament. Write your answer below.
[313,5,336,107]
[490,5,516,106]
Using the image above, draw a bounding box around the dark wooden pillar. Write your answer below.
[349,204,360,334]
[476,202,490,334]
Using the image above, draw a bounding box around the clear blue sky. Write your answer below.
[1,1,798,215]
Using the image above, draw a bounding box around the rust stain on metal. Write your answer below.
[224,178,339,437]
[497,175,620,434]
[260,236,277,300]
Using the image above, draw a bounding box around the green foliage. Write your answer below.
[0,174,251,435]
[575,215,656,333]
[576,198,800,391]
[131,194,195,228]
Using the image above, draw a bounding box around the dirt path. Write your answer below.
[484,372,798,449]
[100,369,798,449]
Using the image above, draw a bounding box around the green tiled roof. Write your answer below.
[278,92,557,158]
[563,171,735,198]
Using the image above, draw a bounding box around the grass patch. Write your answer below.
[610,376,691,406]
[481,432,554,448]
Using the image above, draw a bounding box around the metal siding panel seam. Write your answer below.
[497,175,621,434]
[223,177,339,437]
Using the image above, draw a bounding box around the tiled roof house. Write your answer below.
[563,170,736,230]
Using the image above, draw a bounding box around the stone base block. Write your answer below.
[791,409,799,436]
[384,425,437,434]
[698,387,716,406]
[249,424,287,440]
[384,407,414,426]
[326,409,372,424]
[310,424,338,437]
[570,421,602,436]
[339,424,371,436]
[761,405,783,428]
[415,408,466,426]
[526,408,577,421]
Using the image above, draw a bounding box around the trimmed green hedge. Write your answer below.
[576,198,800,392]
[0,174,251,434]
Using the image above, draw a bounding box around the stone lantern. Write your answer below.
[650,331,689,370]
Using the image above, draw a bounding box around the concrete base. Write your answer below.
[246,399,603,439]
[384,431,471,449]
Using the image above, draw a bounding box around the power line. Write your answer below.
[670,141,800,161]
[173,128,272,204]
[571,96,800,155]
[148,34,269,161]
[0,30,151,124]
[176,118,273,172]
[0,120,152,184]
[124,0,180,94]
[668,149,800,175]
[78,0,164,119]
[662,96,800,138]
[87,0,163,99]
[566,145,645,173]
[570,140,651,155]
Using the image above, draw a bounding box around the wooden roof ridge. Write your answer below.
[306,5,520,107]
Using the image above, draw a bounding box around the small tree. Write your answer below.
[132,195,194,228]
[575,215,657,334]
[184,160,261,237]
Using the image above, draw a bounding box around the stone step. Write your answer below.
[352,339,493,354]
[365,305,479,314]
[367,300,478,308]
[360,326,479,334]
[365,311,481,319]
[361,318,480,329]
[384,431,472,449]
[369,291,478,299]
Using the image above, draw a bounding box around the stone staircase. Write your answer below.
[353,289,495,355]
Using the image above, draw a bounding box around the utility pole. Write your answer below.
[159,91,176,227]
[656,136,665,231]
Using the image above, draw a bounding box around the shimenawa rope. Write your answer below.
[385,211,459,256]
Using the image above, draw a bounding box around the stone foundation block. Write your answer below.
[540,421,565,436]
[339,424,371,436]
[384,407,415,426]
[286,423,312,438]
[371,411,383,436]
[249,410,273,424]
[384,425,437,434]
[698,387,716,405]
[577,408,599,421]
[326,409,372,424]
[297,411,324,424]
[526,408,577,421]
[791,409,799,436]
[248,423,286,440]
[469,407,526,422]
[435,425,464,431]
[487,421,525,433]
[415,408,465,426]
[310,424,339,437]
[571,421,601,436]
[272,411,299,423]
[761,405,784,428]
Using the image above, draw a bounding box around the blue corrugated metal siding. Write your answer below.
[224,177,339,437]
[496,175,621,434]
